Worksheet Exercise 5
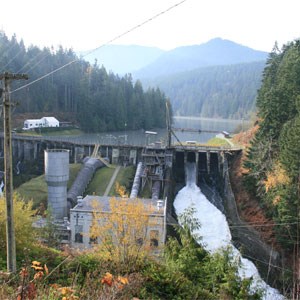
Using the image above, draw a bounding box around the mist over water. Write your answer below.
[174,162,284,300]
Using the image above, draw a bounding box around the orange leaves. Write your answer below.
[31,261,48,276]
[16,261,50,300]
[101,272,113,286]
[44,264,49,275]
[117,275,129,285]
[100,272,129,289]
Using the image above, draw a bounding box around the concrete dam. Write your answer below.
[0,134,281,287]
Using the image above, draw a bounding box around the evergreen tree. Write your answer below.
[0,32,167,132]
[244,39,300,250]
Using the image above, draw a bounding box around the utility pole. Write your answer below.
[166,100,172,148]
[0,72,28,272]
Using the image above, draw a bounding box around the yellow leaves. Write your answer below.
[0,193,36,253]
[115,182,128,198]
[273,195,281,206]
[90,191,152,263]
[117,275,129,285]
[31,261,43,271]
[31,261,41,266]
[57,286,79,300]
[47,285,78,300]
[264,162,290,192]
[60,286,75,295]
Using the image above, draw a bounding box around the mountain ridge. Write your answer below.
[133,37,268,79]
[80,38,268,77]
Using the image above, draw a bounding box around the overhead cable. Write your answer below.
[11,0,188,94]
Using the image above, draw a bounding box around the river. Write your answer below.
[174,162,284,299]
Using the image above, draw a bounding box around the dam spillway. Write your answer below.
[174,162,283,300]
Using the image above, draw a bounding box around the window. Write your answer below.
[136,237,143,246]
[75,233,83,243]
[75,225,83,243]
[150,230,159,248]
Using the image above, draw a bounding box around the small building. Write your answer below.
[23,116,59,130]
[216,131,230,139]
[70,195,167,253]
[222,131,230,138]
[41,117,59,128]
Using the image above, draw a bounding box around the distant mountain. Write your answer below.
[142,61,265,119]
[79,45,164,75]
[133,38,268,79]
[80,38,268,119]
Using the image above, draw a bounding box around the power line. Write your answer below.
[0,46,24,73]
[16,49,49,74]
[229,221,299,228]
[19,51,51,74]
[242,253,293,274]
[11,0,188,94]
[167,221,299,228]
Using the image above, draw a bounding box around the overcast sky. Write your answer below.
[1,0,300,53]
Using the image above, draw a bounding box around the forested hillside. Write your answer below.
[143,61,265,119]
[131,38,268,119]
[0,32,167,132]
[244,41,300,253]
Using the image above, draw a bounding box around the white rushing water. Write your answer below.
[173,162,284,300]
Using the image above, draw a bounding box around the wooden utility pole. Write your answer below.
[0,72,28,272]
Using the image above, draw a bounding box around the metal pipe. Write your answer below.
[130,162,143,198]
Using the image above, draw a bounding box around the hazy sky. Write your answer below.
[1,0,300,52]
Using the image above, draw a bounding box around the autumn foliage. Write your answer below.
[90,189,157,270]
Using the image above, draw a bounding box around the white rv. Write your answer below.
[23,117,59,130]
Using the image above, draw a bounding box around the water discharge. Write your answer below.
[174,162,284,300]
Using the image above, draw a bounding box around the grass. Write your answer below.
[16,164,82,209]
[85,167,116,196]
[109,165,136,196]
[205,137,232,146]
[85,165,136,196]
[18,128,83,136]
[16,161,136,208]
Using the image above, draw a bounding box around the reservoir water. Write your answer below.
[56,117,249,146]
[174,162,284,300]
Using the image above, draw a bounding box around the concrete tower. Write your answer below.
[45,149,69,220]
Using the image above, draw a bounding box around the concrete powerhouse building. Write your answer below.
[70,195,167,252]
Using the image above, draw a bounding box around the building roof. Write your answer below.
[24,119,43,123]
[41,117,59,123]
[70,195,166,216]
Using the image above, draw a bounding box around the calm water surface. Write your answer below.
[58,117,249,146]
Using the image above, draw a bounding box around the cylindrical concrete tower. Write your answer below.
[45,149,69,220]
